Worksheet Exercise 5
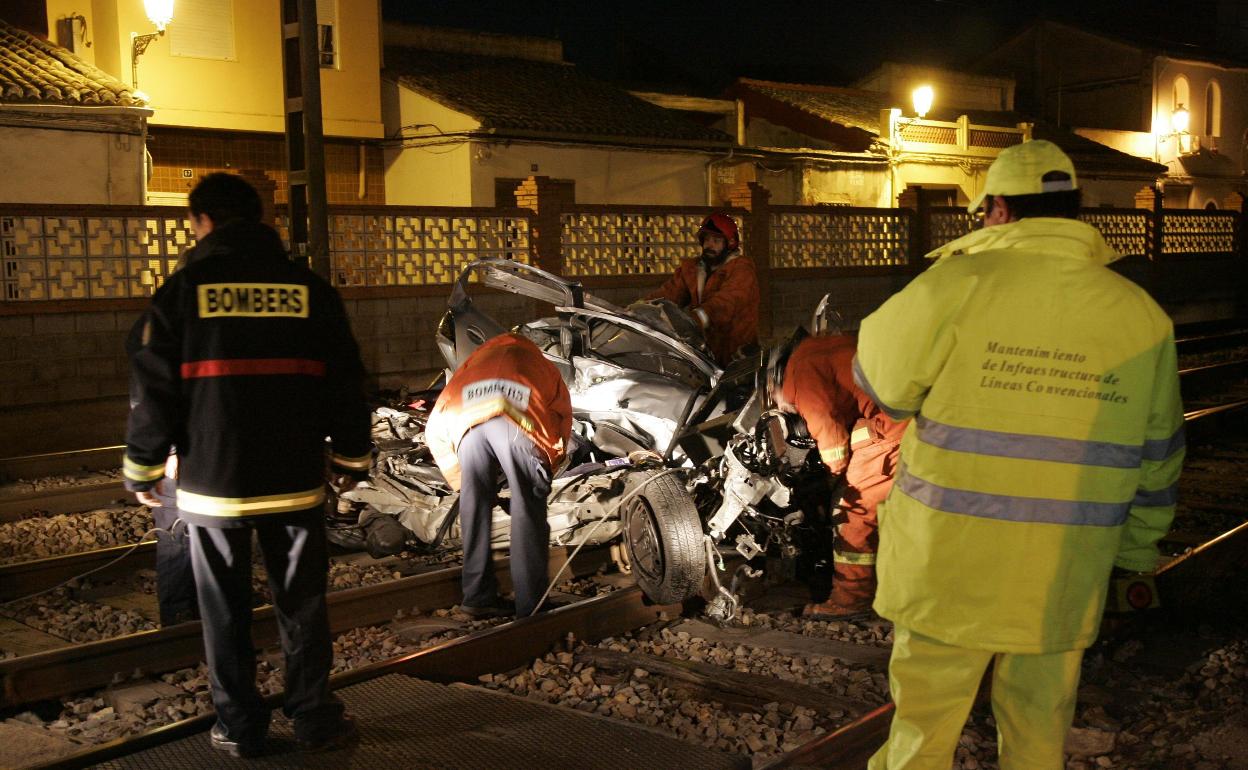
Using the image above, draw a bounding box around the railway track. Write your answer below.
[0,447,124,484]
[0,542,560,705]
[5,335,1248,768]
[1176,324,1248,358]
[0,548,618,723]
[11,395,1248,770]
[1179,358,1248,410]
[0,446,126,522]
[0,541,156,603]
[20,564,898,770]
[33,585,680,770]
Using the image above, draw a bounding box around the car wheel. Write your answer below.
[623,470,706,604]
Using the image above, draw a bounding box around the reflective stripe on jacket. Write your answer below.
[855,217,1184,654]
[123,221,372,527]
[780,335,907,476]
[425,333,572,491]
[650,252,759,365]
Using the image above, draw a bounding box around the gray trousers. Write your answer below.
[457,416,553,617]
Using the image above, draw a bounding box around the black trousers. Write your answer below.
[457,416,552,617]
[151,487,197,626]
[187,509,342,741]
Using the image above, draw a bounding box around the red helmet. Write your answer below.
[697,213,740,252]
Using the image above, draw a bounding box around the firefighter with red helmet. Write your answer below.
[766,312,907,619]
[647,213,760,366]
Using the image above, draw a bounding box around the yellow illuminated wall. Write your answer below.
[49,0,382,139]
[44,1,98,66]
[381,80,478,205]
[382,83,726,207]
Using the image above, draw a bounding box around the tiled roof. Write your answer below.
[0,18,143,107]
[384,47,730,145]
[923,108,1165,176]
[735,79,885,134]
[737,78,1163,177]
[1031,123,1167,177]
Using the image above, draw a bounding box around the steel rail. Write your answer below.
[1178,357,1248,381]
[0,546,613,708]
[1176,328,1248,356]
[1178,358,1248,406]
[0,446,124,483]
[31,585,673,770]
[0,541,157,602]
[760,704,894,770]
[1185,398,1248,422]
[0,482,127,523]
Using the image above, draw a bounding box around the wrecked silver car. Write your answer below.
[331,260,833,614]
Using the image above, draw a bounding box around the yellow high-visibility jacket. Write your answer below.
[855,217,1184,653]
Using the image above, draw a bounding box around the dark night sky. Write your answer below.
[381,0,1233,95]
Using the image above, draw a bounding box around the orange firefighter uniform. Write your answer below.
[780,335,907,616]
[425,333,572,491]
[425,333,572,617]
[649,254,760,366]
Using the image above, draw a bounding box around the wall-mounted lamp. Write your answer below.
[912,85,934,119]
[131,0,175,91]
[1171,104,1190,134]
[1160,103,1193,155]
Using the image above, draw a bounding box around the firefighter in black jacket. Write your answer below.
[123,174,371,758]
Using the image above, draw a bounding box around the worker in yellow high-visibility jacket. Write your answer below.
[854,140,1184,769]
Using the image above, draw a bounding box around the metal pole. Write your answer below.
[280,0,330,280]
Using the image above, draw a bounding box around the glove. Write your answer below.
[828,473,848,511]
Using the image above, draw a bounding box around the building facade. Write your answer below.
[980,20,1248,211]
[381,25,733,207]
[0,18,149,204]
[40,0,386,206]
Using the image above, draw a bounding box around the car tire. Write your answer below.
[623,470,706,604]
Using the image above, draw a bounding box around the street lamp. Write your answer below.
[886,87,935,202]
[912,85,934,119]
[1160,103,1193,155]
[131,0,175,91]
[1171,104,1190,134]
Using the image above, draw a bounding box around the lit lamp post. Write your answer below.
[131,0,174,91]
[912,85,934,119]
[1170,103,1192,155]
[886,85,936,205]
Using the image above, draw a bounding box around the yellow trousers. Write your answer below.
[868,626,1084,770]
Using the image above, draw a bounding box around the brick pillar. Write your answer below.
[1150,187,1164,263]
[1133,185,1158,211]
[514,176,574,275]
[1148,186,1164,299]
[727,181,773,340]
[239,169,278,226]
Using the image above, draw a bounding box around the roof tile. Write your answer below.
[737,79,884,134]
[736,78,1163,176]
[0,18,143,107]
[385,47,729,144]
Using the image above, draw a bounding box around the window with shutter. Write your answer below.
[316,0,338,69]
